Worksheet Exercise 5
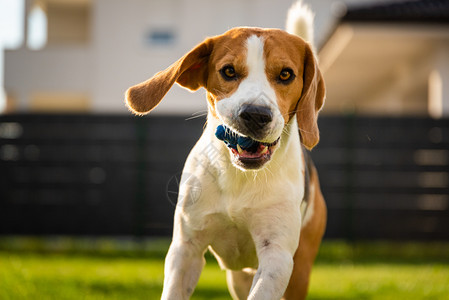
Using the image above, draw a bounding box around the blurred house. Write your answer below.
[319,0,449,117]
[4,0,296,114]
[5,0,449,117]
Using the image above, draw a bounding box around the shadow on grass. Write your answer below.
[316,241,449,265]
[63,278,229,300]
[193,287,232,300]
[0,236,171,260]
[2,237,449,264]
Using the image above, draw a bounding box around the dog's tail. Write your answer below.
[285,1,315,51]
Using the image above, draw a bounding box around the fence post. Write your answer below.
[344,114,356,241]
[134,118,147,240]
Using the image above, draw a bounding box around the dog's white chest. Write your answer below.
[186,168,303,270]
[207,212,259,270]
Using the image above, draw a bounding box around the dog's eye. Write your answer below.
[278,68,295,83]
[220,65,237,81]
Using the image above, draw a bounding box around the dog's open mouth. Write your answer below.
[215,125,279,169]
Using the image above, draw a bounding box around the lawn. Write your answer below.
[0,238,448,299]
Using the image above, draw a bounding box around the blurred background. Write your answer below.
[0,0,449,299]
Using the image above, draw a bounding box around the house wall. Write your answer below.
[5,46,92,111]
[90,0,296,114]
[46,1,90,45]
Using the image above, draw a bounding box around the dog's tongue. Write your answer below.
[232,143,269,158]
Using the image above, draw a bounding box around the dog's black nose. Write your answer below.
[239,105,273,132]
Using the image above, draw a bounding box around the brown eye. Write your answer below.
[220,65,237,81]
[279,69,293,82]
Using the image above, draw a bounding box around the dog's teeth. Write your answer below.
[237,144,243,154]
[260,146,268,155]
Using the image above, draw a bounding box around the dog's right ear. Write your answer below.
[125,38,214,115]
[296,42,325,150]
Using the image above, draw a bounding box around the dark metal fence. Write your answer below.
[1,114,448,240]
[314,116,449,240]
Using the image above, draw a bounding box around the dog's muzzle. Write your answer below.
[238,105,273,140]
[215,124,280,170]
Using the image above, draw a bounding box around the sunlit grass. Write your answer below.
[310,263,449,300]
[0,239,448,300]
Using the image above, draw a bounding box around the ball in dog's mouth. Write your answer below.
[215,125,280,170]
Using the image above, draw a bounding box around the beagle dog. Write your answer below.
[125,4,326,300]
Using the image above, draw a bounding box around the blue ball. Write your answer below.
[216,125,259,151]
[215,125,238,149]
[238,136,256,150]
[215,125,226,141]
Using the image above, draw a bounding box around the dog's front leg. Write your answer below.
[161,240,205,300]
[248,245,294,300]
[247,207,301,300]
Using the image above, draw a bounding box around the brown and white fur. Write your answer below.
[125,3,326,299]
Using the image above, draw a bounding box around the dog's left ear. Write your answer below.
[125,38,213,115]
[296,43,326,150]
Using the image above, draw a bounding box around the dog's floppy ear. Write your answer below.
[296,43,325,150]
[125,38,213,115]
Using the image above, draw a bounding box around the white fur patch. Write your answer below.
[300,185,315,227]
[245,35,266,82]
[215,35,284,143]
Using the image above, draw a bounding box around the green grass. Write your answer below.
[0,238,449,299]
